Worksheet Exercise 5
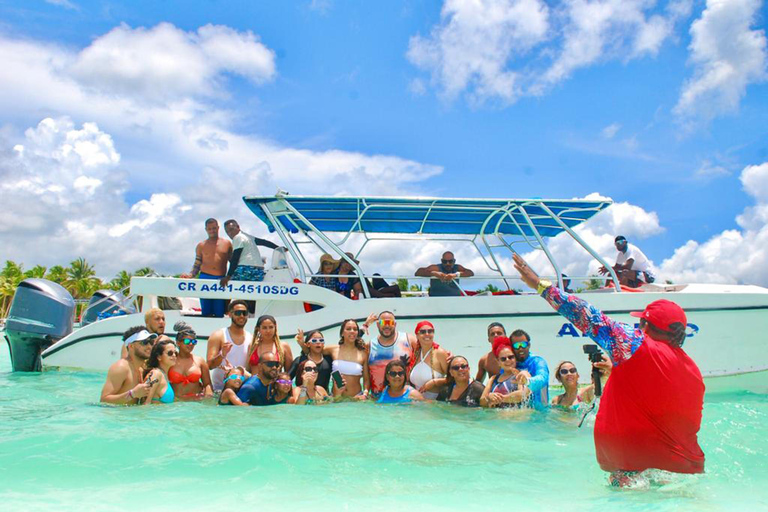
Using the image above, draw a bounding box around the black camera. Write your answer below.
[582,344,603,397]
[582,344,603,363]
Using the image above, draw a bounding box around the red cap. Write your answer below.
[414,320,434,334]
[630,299,687,331]
[492,336,512,357]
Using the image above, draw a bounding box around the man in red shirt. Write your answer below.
[513,254,705,486]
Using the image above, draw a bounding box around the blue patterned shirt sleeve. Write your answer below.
[526,356,549,396]
[541,286,644,365]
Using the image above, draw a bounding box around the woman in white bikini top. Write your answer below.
[408,321,450,399]
[312,319,370,398]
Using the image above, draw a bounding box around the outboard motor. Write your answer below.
[81,289,136,326]
[4,278,75,372]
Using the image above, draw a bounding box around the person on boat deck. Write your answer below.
[120,307,168,359]
[551,358,611,409]
[336,252,401,299]
[247,314,294,374]
[169,321,213,400]
[207,300,253,392]
[475,322,507,382]
[290,330,334,391]
[237,352,281,406]
[599,235,656,289]
[219,367,248,406]
[513,253,705,487]
[422,356,485,407]
[480,337,531,408]
[292,360,331,404]
[309,253,339,291]
[100,326,156,404]
[415,251,474,297]
[220,219,279,286]
[362,311,416,396]
[408,321,450,399]
[180,218,232,317]
[143,340,178,405]
[509,329,549,407]
[377,360,424,404]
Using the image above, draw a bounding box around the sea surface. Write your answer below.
[1,342,767,512]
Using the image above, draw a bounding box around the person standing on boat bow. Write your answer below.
[513,253,705,486]
[181,218,232,317]
[415,251,474,297]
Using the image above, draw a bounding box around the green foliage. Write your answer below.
[584,276,603,290]
[478,283,500,293]
[396,278,409,292]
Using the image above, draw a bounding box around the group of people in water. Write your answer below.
[100,300,609,409]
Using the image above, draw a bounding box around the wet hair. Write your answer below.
[487,322,506,335]
[338,319,367,351]
[122,325,147,342]
[205,218,217,226]
[229,299,248,312]
[147,340,177,370]
[294,359,319,387]
[173,320,196,341]
[248,315,283,366]
[510,329,531,342]
[224,219,239,228]
[554,361,577,383]
[383,359,407,389]
[445,355,469,387]
[640,318,687,348]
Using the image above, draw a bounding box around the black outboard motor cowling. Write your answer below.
[81,289,136,326]
[4,278,74,372]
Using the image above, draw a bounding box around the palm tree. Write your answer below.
[24,265,47,279]
[1,260,23,280]
[0,261,24,317]
[134,267,156,277]
[65,258,102,299]
[45,265,68,284]
[110,270,133,290]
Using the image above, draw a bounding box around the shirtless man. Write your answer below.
[475,322,506,383]
[100,326,156,404]
[181,218,232,317]
[362,311,417,396]
[207,299,253,391]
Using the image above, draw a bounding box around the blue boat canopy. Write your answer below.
[244,195,611,238]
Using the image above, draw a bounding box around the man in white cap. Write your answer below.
[100,326,157,404]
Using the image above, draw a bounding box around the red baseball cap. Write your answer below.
[630,299,687,331]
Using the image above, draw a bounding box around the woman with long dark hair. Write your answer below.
[144,340,178,405]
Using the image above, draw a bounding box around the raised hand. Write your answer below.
[512,253,541,290]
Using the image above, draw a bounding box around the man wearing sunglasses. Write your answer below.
[237,352,281,406]
[100,326,157,404]
[514,253,704,487]
[509,329,550,407]
[415,251,474,297]
[208,300,253,392]
[362,311,416,396]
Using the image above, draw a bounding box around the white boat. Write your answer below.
[15,193,768,387]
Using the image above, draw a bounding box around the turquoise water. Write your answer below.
[1,342,767,511]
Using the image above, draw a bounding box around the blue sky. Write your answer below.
[0,0,766,285]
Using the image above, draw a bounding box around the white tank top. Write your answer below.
[409,348,445,399]
[211,327,252,391]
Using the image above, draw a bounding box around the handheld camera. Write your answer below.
[582,344,603,397]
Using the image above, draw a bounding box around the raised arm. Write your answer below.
[513,254,643,366]
[253,236,278,250]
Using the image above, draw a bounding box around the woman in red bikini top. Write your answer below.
[247,315,294,374]
[168,321,214,400]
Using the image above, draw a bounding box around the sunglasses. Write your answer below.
[232,310,248,317]
[418,329,435,335]
[451,363,469,371]
[499,355,515,362]
[303,367,319,373]
[137,338,154,346]
[308,338,325,344]
[164,350,178,357]
[379,319,395,327]
[181,338,197,346]
[559,367,578,375]
[512,341,530,350]
[262,361,281,368]
[224,374,245,383]
[441,259,455,264]
[387,370,405,377]
[276,379,292,385]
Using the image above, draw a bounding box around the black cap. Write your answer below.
[615,235,626,242]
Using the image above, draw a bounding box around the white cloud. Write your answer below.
[45,0,78,9]
[601,123,621,138]
[69,22,276,102]
[408,0,691,105]
[674,0,767,123]
[695,159,729,179]
[660,161,768,284]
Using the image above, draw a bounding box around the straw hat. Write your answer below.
[319,253,339,266]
